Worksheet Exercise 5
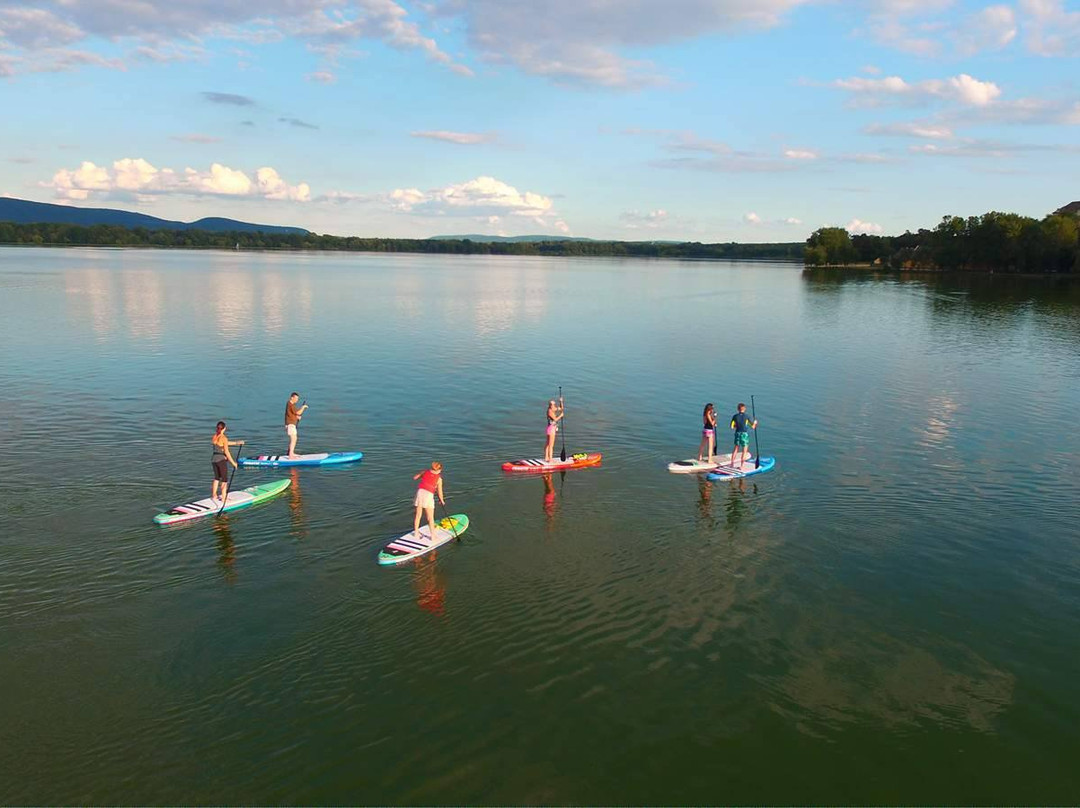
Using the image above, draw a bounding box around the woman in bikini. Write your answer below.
[697,403,717,463]
[544,396,564,463]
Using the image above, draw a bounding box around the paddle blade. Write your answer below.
[560,447,567,462]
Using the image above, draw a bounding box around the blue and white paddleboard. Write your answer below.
[705,456,776,480]
[239,451,363,468]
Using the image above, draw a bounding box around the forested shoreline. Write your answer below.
[805,210,1080,273]
[0,221,803,261]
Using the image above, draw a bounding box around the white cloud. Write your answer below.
[782,217,803,225]
[847,218,884,234]
[832,73,1002,107]
[1020,0,1080,56]
[0,8,82,49]
[411,130,496,144]
[443,0,811,88]
[957,5,1017,54]
[743,212,763,225]
[864,121,954,138]
[44,158,310,202]
[620,209,669,229]
[388,175,554,219]
[0,0,468,76]
[171,133,222,144]
[305,70,337,83]
[783,148,818,160]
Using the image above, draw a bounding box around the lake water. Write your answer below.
[1,246,1079,804]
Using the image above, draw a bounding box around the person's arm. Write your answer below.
[224,442,237,467]
[299,404,309,414]
[437,477,445,505]
[228,439,245,447]
[730,417,737,430]
[413,471,422,481]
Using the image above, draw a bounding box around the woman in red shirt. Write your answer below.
[412,461,445,541]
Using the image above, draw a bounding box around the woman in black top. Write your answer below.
[698,403,717,463]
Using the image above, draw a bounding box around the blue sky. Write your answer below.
[1,0,1078,240]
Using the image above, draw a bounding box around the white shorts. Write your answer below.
[414,489,435,509]
[285,423,298,436]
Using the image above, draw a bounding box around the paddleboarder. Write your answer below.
[284,392,309,459]
[211,421,244,503]
[698,402,718,462]
[412,461,445,541]
[544,396,564,462]
[729,403,758,470]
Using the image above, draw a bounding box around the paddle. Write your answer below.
[437,498,461,542]
[218,443,244,515]
[559,386,567,462]
[751,395,761,469]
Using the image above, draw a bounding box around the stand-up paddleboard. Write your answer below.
[668,453,753,473]
[705,457,776,481]
[239,451,363,468]
[378,514,470,565]
[153,479,291,525]
[501,453,602,473]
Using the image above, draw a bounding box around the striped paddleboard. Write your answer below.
[378,514,470,565]
[239,451,363,468]
[501,453,602,473]
[668,453,753,473]
[153,479,291,525]
[705,457,776,480]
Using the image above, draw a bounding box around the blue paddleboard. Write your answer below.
[239,451,363,468]
[706,456,775,480]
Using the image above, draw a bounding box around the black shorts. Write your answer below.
[212,458,230,482]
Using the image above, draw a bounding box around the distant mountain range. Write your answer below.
[0,197,309,235]
[429,233,595,243]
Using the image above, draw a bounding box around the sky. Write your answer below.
[1,0,1078,241]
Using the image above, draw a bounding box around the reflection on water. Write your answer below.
[542,473,558,524]
[214,518,237,585]
[2,249,1080,804]
[412,554,447,617]
[287,468,307,540]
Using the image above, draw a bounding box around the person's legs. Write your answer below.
[221,480,229,501]
[708,432,715,463]
[697,432,707,461]
[287,425,299,459]
[426,505,437,539]
[212,479,219,501]
[413,505,422,539]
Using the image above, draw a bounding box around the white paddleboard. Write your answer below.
[378,514,470,565]
[668,453,752,473]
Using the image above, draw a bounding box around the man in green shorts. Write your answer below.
[729,402,758,470]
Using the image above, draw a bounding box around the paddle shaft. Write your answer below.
[751,395,761,469]
[559,386,567,462]
[219,443,244,514]
[437,497,461,541]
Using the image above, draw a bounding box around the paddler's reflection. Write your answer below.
[214,518,237,584]
[724,477,748,530]
[288,467,307,539]
[697,476,717,529]
[542,472,558,523]
[413,554,446,617]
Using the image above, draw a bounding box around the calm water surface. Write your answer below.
[1,247,1079,804]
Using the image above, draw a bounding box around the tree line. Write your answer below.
[805,211,1079,273]
[0,221,804,261]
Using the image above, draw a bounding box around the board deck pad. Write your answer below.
[378,514,470,565]
[153,479,291,525]
[501,453,602,473]
[239,451,363,468]
[668,453,753,473]
[705,457,776,480]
